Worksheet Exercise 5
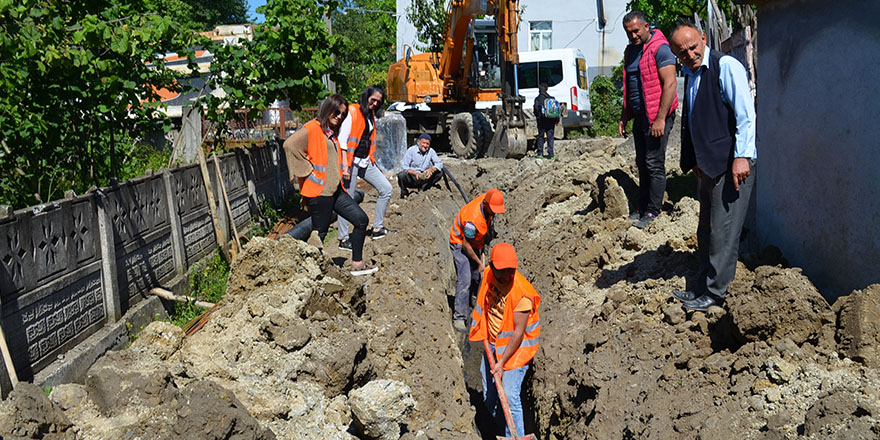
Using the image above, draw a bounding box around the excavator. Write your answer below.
[386,0,532,159]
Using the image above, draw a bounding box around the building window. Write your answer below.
[530,21,552,51]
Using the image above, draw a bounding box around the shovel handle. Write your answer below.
[483,340,521,440]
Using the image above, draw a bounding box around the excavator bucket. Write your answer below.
[486,123,527,159]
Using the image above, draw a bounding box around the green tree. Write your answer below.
[332,0,397,99]
[0,0,201,208]
[201,0,339,139]
[405,0,446,53]
[184,0,251,30]
[625,0,738,35]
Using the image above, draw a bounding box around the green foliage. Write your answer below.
[0,0,202,208]
[587,75,624,137]
[202,0,340,141]
[332,0,396,99]
[625,0,737,35]
[43,386,52,396]
[184,0,250,30]
[405,0,446,53]
[171,251,229,327]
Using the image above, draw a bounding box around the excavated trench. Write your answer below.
[2,137,880,440]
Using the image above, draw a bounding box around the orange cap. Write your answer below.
[485,189,506,213]
[490,242,518,270]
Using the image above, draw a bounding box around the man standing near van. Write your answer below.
[619,10,679,229]
[533,83,559,159]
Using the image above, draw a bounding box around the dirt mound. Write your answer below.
[2,137,879,439]
[727,266,837,348]
[835,284,880,368]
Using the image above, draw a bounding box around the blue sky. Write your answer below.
[247,0,266,23]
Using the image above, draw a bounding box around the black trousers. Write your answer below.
[633,112,674,216]
[535,124,555,157]
[397,170,442,194]
[306,186,369,261]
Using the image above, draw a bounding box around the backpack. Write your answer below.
[542,97,561,118]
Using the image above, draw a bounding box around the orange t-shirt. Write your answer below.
[486,279,533,344]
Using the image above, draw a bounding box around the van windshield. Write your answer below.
[517,60,563,89]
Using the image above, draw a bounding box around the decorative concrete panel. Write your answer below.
[104,176,169,249]
[250,144,276,185]
[0,216,32,298]
[172,165,209,219]
[116,232,175,303]
[2,263,105,375]
[182,214,216,266]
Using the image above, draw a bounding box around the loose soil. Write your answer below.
[2,137,879,440]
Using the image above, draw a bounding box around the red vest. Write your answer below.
[623,29,679,124]
[345,104,377,166]
[469,269,541,370]
[299,120,346,198]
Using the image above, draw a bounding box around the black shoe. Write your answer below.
[338,238,352,252]
[628,211,641,221]
[672,290,699,301]
[371,227,396,240]
[400,190,409,200]
[681,294,721,312]
[633,212,656,229]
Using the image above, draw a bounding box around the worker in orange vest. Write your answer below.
[282,94,377,276]
[450,188,505,332]
[469,242,541,438]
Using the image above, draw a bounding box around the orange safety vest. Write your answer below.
[345,103,377,166]
[299,119,346,198]
[469,268,541,370]
[449,193,491,250]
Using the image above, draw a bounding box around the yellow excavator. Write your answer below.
[386,0,529,158]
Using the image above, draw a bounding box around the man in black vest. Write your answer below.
[669,23,757,311]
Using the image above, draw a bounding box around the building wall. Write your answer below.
[755,0,880,300]
[395,0,631,81]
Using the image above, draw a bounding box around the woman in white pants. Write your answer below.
[337,85,394,250]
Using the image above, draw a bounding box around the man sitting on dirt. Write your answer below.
[450,188,506,332]
[469,242,541,438]
[397,133,444,199]
[668,23,756,311]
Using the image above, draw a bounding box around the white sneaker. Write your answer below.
[350,264,379,276]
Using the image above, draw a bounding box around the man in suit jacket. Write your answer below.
[669,23,757,311]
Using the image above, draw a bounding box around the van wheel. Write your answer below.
[472,112,493,156]
[450,112,479,158]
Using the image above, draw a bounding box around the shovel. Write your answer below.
[483,340,537,440]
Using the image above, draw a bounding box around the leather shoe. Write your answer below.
[681,294,720,312]
[672,289,698,301]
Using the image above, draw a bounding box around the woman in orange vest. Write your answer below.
[282,94,377,276]
[336,85,395,250]
[450,189,505,331]
[469,242,541,438]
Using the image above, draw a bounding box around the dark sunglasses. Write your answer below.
[332,108,347,117]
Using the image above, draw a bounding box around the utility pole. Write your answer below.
[323,0,337,93]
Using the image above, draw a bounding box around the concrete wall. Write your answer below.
[0,142,293,396]
[395,0,631,81]
[754,0,880,300]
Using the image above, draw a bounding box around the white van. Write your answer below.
[517,48,593,128]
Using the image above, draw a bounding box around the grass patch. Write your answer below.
[169,251,230,328]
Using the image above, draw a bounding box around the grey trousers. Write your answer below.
[696,159,756,298]
[338,161,392,240]
[451,243,482,321]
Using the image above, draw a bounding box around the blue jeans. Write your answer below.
[481,343,529,437]
[451,244,481,321]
